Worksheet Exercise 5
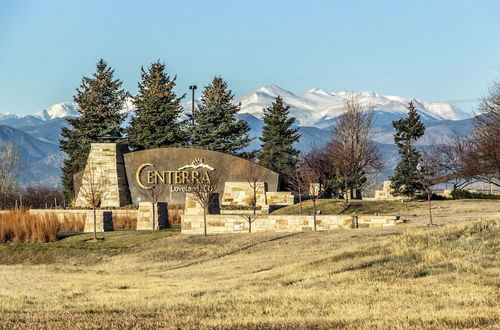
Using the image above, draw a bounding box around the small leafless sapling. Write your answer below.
[286,164,309,214]
[242,161,265,233]
[78,163,111,240]
[419,148,447,226]
[185,169,220,236]
[301,165,326,231]
[136,165,166,230]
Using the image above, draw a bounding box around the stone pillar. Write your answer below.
[136,202,168,230]
[75,143,131,208]
[84,210,113,232]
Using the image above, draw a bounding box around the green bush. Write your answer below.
[451,189,500,200]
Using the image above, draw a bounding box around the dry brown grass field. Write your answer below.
[0,199,499,329]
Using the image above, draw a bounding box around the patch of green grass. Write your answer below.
[272,199,423,215]
[0,226,180,264]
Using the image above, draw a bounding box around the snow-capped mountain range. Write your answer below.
[0,85,475,186]
[7,85,471,124]
[239,85,471,126]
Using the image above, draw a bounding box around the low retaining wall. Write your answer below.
[28,209,138,222]
[181,214,403,234]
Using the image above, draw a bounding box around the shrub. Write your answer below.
[414,193,448,201]
[22,186,63,209]
[0,191,18,210]
[451,189,500,200]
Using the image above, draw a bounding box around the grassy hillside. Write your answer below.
[272,198,500,217]
[0,212,498,328]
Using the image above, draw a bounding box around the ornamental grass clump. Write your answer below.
[113,215,137,230]
[0,211,84,243]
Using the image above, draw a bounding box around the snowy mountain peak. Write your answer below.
[307,88,330,96]
[35,102,79,120]
[256,85,294,96]
[0,112,21,120]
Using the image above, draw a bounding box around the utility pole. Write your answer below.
[189,85,197,125]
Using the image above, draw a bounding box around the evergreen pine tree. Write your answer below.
[60,59,126,205]
[258,96,300,176]
[190,76,250,155]
[390,101,426,197]
[127,61,187,150]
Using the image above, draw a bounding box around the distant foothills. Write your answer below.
[0,85,475,186]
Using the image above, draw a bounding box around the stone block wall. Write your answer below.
[136,202,168,230]
[220,182,294,215]
[76,143,131,208]
[84,210,113,232]
[181,214,403,235]
[266,192,294,205]
[221,182,267,209]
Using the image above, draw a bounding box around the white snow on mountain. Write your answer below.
[2,86,471,126]
[30,97,137,121]
[0,112,21,120]
[35,102,79,120]
[238,85,471,126]
[121,96,136,115]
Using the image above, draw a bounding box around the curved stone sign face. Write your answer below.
[124,148,279,205]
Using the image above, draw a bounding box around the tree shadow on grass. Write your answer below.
[57,232,85,240]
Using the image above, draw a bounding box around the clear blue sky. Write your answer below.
[1,0,499,116]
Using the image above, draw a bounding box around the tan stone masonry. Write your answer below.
[75,143,131,208]
[181,214,404,234]
[220,182,294,214]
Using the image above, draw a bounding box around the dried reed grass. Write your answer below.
[114,215,137,230]
[0,211,84,243]
[168,204,183,224]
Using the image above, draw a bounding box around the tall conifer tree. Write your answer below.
[258,96,300,176]
[390,101,426,197]
[60,59,126,204]
[190,76,250,155]
[127,61,187,150]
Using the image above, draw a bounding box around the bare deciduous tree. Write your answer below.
[78,163,111,240]
[135,165,166,230]
[286,163,308,214]
[432,134,476,190]
[327,95,382,204]
[241,161,265,233]
[0,143,22,209]
[300,165,326,231]
[471,80,500,186]
[185,169,220,236]
[419,148,447,226]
